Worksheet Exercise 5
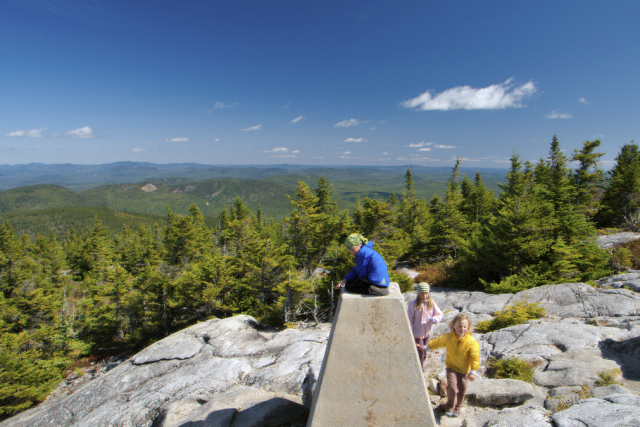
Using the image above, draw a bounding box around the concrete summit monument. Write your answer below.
[307,283,437,427]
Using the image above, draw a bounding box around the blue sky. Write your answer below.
[2,0,639,169]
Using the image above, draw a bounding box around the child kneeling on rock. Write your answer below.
[425,313,480,418]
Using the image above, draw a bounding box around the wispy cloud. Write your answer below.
[344,137,366,142]
[213,101,239,109]
[132,148,144,152]
[283,101,292,109]
[292,150,300,153]
[4,128,47,138]
[267,147,288,152]
[435,144,456,149]
[408,141,433,148]
[290,116,305,123]
[334,119,360,127]
[270,154,297,158]
[418,148,431,151]
[54,126,95,138]
[579,97,590,104]
[401,78,537,111]
[546,110,573,119]
[29,0,109,21]
[240,125,262,131]
[166,137,189,142]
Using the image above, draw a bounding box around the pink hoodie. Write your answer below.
[407,299,443,339]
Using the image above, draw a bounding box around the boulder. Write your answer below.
[466,378,535,406]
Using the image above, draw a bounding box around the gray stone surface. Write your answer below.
[595,232,640,249]
[552,394,640,427]
[467,378,535,406]
[160,385,307,427]
[2,273,640,427]
[544,384,630,412]
[464,406,552,427]
[0,315,326,427]
[407,282,640,320]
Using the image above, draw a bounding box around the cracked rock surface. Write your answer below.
[2,279,640,427]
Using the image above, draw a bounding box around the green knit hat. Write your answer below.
[344,233,368,250]
[414,282,430,293]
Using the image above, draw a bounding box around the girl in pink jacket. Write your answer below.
[407,282,443,371]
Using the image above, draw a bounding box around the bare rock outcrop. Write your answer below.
[2,279,640,427]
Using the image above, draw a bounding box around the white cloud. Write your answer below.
[213,101,238,109]
[290,116,305,123]
[334,119,360,127]
[132,148,144,152]
[5,128,47,138]
[292,150,300,153]
[166,137,189,142]
[241,125,262,131]
[435,144,456,149]
[370,126,376,130]
[270,154,297,158]
[270,147,288,152]
[579,97,590,104]
[546,110,573,119]
[55,126,95,138]
[342,151,351,155]
[344,137,366,142]
[214,138,220,142]
[418,148,431,151]
[382,152,391,155]
[401,78,537,111]
[408,141,433,148]
[283,101,292,109]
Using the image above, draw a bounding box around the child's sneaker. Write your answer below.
[445,411,455,417]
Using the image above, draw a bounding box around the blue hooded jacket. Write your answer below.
[343,241,391,287]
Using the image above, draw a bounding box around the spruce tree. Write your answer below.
[571,139,605,214]
[599,141,640,227]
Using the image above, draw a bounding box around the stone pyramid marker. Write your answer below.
[307,283,437,427]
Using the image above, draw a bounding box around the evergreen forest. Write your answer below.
[3,136,640,420]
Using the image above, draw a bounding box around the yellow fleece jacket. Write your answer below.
[428,332,480,374]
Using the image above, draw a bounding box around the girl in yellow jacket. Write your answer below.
[427,313,480,418]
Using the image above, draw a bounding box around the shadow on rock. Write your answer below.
[599,336,640,381]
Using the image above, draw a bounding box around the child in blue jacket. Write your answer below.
[335,233,391,296]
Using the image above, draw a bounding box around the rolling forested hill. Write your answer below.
[0,184,104,212]
[0,206,166,238]
[0,163,508,237]
[82,178,297,219]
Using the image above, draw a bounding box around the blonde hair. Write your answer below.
[450,313,473,335]
[416,292,434,311]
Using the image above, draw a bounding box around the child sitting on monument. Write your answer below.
[335,233,391,296]
[407,282,442,371]
[425,313,479,418]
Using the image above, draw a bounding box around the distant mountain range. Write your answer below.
[0,162,508,236]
